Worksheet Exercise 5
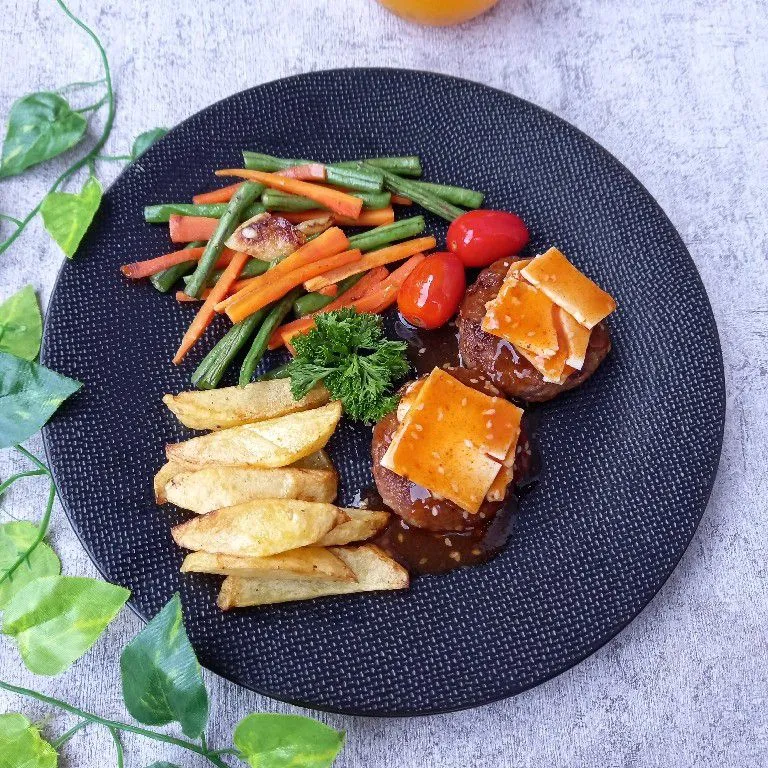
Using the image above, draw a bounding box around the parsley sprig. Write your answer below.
[287,309,410,423]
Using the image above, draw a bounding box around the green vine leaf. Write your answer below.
[120,593,209,739]
[2,575,130,675]
[0,712,58,768]
[234,714,345,768]
[40,175,102,259]
[0,522,61,609]
[0,285,43,361]
[144,763,183,768]
[0,351,81,449]
[131,128,167,160]
[0,92,87,179]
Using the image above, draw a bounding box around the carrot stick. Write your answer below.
[303,236,435,292]
[225,249,362,323]
[391,194,413,206]
[317,284,338,297]
[121,247,206,279]
[269,266,389,349]
[192,183,243,205]
[176,289,211,302]
[215,169,363,219]
[375,253,426,291]
[169,215,219,243]
[173,251,250,364]
[277,163,326,181]
[217,227,349,310]
[280,208,395,227]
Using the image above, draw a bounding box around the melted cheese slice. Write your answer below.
[381,368,523,514]
[481,267,559,359]
[521,247,616,329]
[557,306,591,370]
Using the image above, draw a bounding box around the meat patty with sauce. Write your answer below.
[458,258,611,402]
[371,366,532,532]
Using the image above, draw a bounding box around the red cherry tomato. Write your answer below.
[447,210,530,268]
[397,252,466,330]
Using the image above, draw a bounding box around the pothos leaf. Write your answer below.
[2,575,130,675]
[0,285,42,361]
[0,522,61,609]
[0,713,58,768]
[40,175,102,259]
[0,351,81,449]
[131,128,168,160]
[120,593,209,738]
[234,714,345,768]
[0,92,87,179]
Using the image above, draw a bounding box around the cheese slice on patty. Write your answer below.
[381,368,523,514]
[521,247,616,329]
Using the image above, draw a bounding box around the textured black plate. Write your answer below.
[41,69,724,716]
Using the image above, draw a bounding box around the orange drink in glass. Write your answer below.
[377,0,499,26]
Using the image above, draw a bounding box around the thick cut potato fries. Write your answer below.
[171,499,348,558]
[164,465,337,514]
[217,545,409,609]
[153,461,186,504]
[165,401,342,469]
[318,508,390,546]
[181,547,356,582]
[163,380,329,431]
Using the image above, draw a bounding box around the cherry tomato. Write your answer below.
[397,252,466,330]
[447,210,530,268]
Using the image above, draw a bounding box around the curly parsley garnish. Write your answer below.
[286,309,409,424]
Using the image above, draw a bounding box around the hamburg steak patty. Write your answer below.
[458,259,611,402]
[371,367,531,533]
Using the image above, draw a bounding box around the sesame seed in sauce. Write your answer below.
[431,451,440,459]
[444,538,452,547]
[470,378,478,384]
[419,557,428,565]
[449,551,461,562]
[461,397,468,406]
[483,409,496,415]
[486,420,493,429]
[464,439,473,448]
[437,466,445,474]
[432,508,438,516]
[414,423,423,431]
[397,533,404,543]
[471,548,481,556]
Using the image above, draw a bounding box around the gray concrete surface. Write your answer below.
[1,0,766,766]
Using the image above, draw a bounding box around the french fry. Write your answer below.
[164,465,338,514]
[318,508,390,546]
[171,499,348,558]
[181,547,356,582]
[165,401,342,469]
[163,380,329,431]
[217,545,409,609]
[153,461,187,504]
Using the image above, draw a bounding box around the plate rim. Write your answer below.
[40,67,726,717]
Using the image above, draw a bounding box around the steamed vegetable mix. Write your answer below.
[123,148,488,393]
[184,182,263,298]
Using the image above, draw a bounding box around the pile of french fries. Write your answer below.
[154,379,408,609]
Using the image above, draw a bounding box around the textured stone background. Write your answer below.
[1,0,766,766]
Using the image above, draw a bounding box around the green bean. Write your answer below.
[339,156,423,177]
[262,189,391,212]
[407,180,483,209]
[191,307,269,390]
[238,289,302,386]
[184,182,262,297]
[242,151,383,192]
[347,216,425,252]
[149,241,205,293]
[144,201,265,223]
[292,273,366,317]
[255,362,290,381]
[370,168,464,222]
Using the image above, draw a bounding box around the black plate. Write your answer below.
[41,69,724,716]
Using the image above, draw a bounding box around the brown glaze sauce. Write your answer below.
[355,315,541,577]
